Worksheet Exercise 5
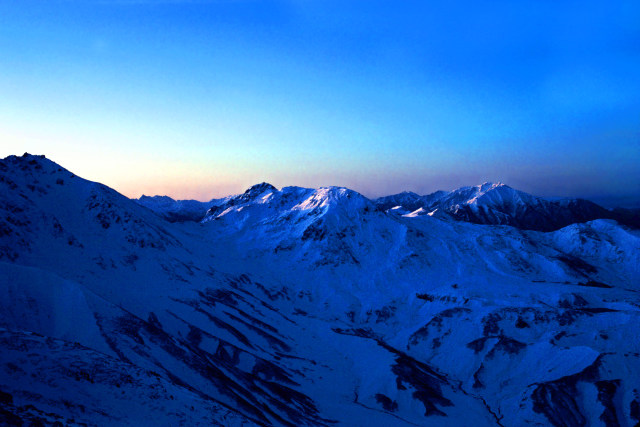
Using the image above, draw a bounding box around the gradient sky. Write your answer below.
[1,1,639,206]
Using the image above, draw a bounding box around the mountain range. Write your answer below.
[1,153,639,426]
[140,181,640,232]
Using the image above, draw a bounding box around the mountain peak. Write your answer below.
[22,152,46,159]
[2,153,48,163]
[242,182,277,199]
[477,182,509,192]
[317,186,369,203]
[1,153,74,182]
[2,153,48,167]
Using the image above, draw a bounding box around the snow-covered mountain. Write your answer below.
[137,181,639,233]
[376,182,635,231]
[1,153,640,426]
[136,194,227,222]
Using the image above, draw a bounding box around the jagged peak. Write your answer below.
[224,182,278,205]
[242,182,277,198]
[480,181,504,187]
[21,152,46,160]
[2,153,48,166]
[447,182,508,194]
[0,153,78,181]
[473,182,510,193]
[2,153,48,164]
[202,182,278,219]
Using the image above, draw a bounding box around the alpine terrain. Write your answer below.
[1,153,639,426]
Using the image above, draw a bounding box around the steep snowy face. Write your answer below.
[441,182,535,211]
[0,154,185,267]
[442,182,551,227]
[202,182,282,221]
[376,182,623,231]
[241,182,278,200]
[2,154,640,427]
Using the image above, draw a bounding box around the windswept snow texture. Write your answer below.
[1,153,640,426]
[376,182,640,231]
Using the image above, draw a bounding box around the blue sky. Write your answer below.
[1,1,639,206]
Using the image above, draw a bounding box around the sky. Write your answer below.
[1,1,639,206]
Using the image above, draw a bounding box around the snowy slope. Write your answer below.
[1,153,640,426]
